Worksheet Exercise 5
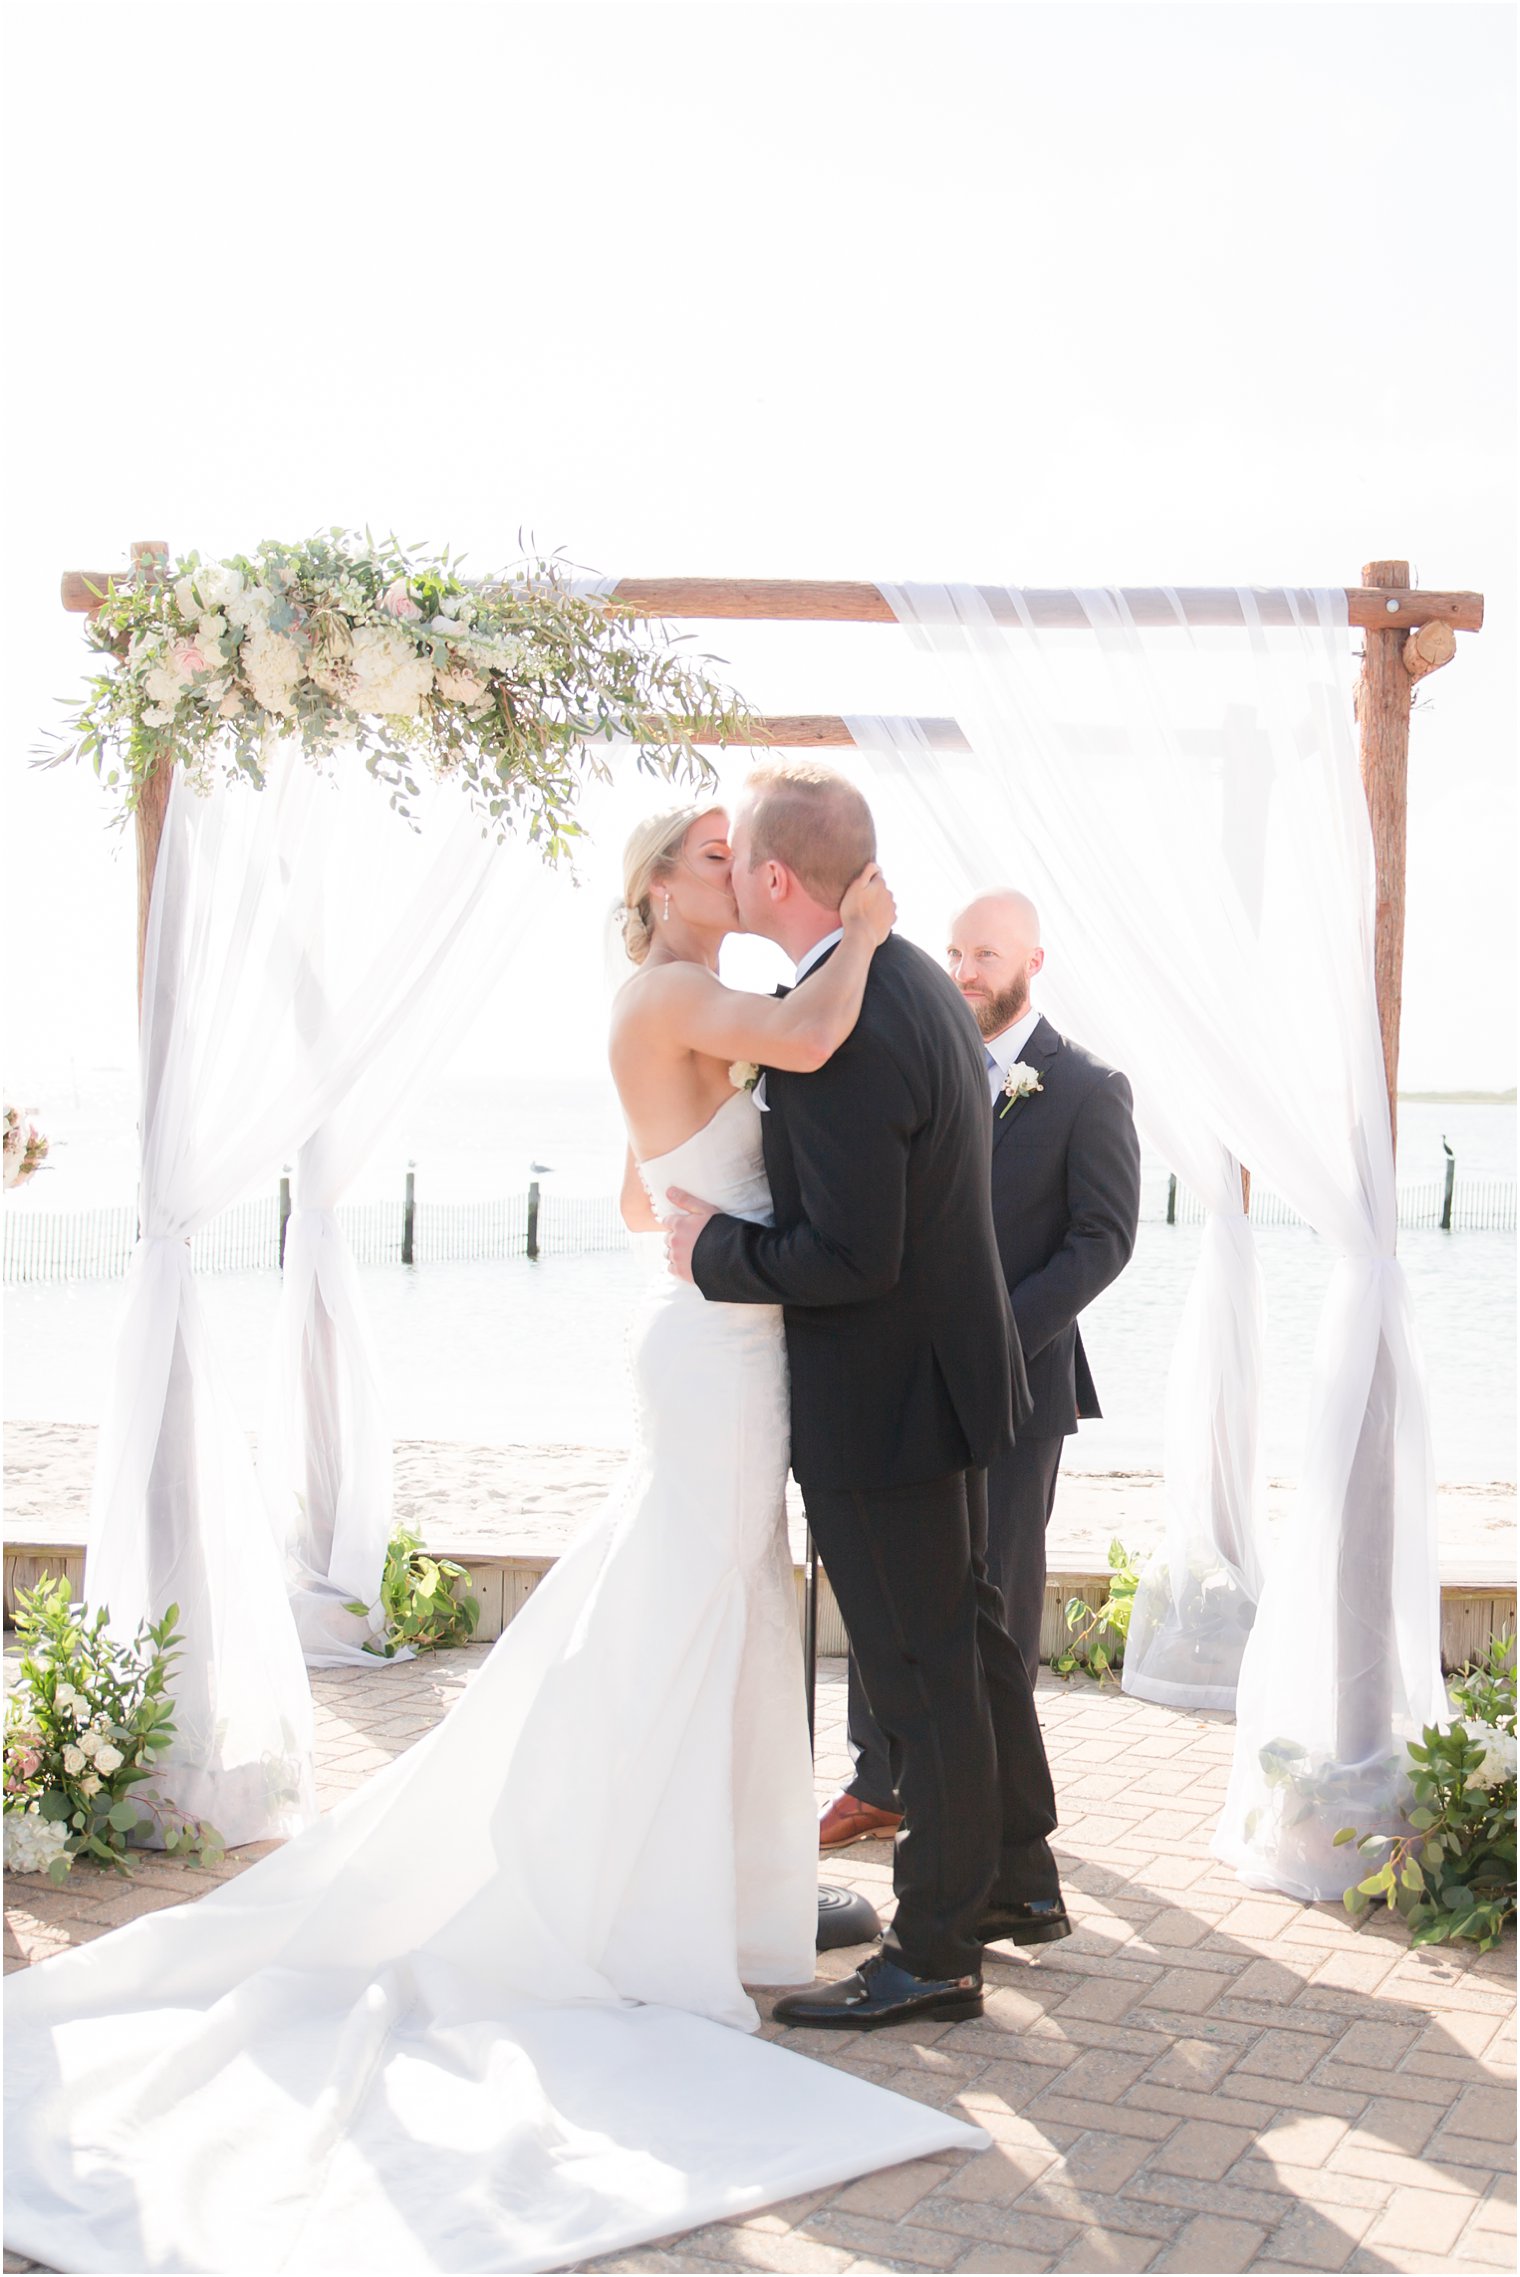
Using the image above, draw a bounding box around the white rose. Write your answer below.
[194,563,244,613]
[77,1729,100,1758]
[93,1743,125,1776]
[62,1746,87,1775]
[435,665,492,711]
[226,583,275,631]
[53,1683,78,1711]
[143,663,185,711]
[218,691,244,719]
[729,1062,760,1093]
[173,576,199,619]
[78,1774,102,1798]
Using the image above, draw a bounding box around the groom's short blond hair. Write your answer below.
[743,761,876,908]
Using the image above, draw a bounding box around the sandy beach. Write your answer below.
[5,1420,1514,1582]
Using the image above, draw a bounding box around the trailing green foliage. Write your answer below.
[347,1526,482,1658]
[39,531,750,849]
[1052,1537,1142,1681]
[1335,1633,1516,1952]
[3,1577,224,1880]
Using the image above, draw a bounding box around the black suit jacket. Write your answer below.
[692,933,1029,1492]
[989,1015,1140,1438]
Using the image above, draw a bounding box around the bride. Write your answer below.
[3,802,987,2276]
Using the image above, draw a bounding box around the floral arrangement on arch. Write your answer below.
[3,1103,49,1190]
[42,532,750,850]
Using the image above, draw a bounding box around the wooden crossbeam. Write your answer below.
[59,568,1486,633]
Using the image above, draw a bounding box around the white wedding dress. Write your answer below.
[4,1088,985,2275]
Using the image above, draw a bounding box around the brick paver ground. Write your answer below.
[4,1652,1514,2276]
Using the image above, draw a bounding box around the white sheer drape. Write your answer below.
[88,757,329,1846]
[853,584,1445,1897]
[93,749,541,1834]
[258,794,541,1666]
[848,705,1269,1711]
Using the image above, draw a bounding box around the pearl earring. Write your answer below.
[662,891,672,921]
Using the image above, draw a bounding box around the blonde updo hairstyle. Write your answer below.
[617,802,722,966]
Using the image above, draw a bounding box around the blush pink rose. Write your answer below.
[170,638,211,679]
[382,581,423,622]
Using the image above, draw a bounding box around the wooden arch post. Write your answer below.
[128,540,173,1009]
[1357,559,1415,1164]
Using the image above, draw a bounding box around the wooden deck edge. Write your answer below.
[6,1545,1513,1670]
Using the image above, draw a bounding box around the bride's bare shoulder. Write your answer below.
[612,961,715,1029]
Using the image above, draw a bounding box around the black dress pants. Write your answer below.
[804,1464,1059,1983]
[984,1431,1066,1686]
[847,1432,1067,1797]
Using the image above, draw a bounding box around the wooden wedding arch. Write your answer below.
[62,550,1485,1159]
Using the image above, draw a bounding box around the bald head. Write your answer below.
[947,891,1045,1040]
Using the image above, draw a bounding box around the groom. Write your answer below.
[666,762,1065,2030]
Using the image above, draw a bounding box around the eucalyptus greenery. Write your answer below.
[1334,1634,1516,1951]
[3,1577,224,1881]
[346,1525,482,1658]
[1052,1536,1142,1680]
[39,532,750,850]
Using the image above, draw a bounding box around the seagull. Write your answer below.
[529,1161,554,1175]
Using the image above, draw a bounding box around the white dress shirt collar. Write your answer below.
[793,926,845,985]
[985,1004,1043,1078]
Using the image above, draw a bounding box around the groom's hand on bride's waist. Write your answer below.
[665,1187,719,1284]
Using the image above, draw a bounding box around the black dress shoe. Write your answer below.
[977,1898,1072,1948]
[771,1952,984,2032]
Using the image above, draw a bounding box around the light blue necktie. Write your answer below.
[985,1046,1001,1099]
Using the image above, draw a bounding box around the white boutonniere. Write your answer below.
[998,1062,1043,1118]
[729,1062,761,1094]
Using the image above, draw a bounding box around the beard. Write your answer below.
[967,973,1030,1039]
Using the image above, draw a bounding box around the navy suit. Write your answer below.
[847,1013,1141,1809]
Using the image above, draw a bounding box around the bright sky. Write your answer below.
[3,0,1514,1103]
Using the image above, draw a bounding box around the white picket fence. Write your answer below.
[5,1171,1512,1285]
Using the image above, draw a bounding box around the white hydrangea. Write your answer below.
[318,624,434,718]
[3,1808,70,1877]
[1463,1722,1518,1793]
[240,624,306,718]
[456,630,532,679]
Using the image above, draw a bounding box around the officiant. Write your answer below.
[821,888,1141,1851]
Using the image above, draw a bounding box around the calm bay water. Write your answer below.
[4,1094,1513,1481]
